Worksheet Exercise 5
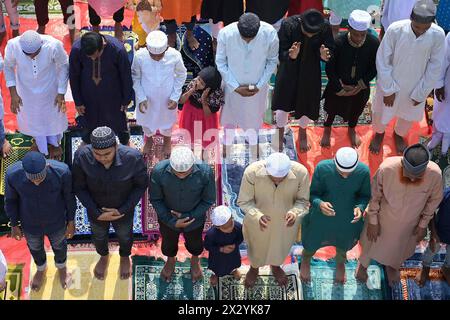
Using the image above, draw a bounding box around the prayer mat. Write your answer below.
[0,133,34,196]
[221,128,298,225]
[15,0,63,16]
[132,256,215,300]
[390,255,450,300]
[29,250,130,300]
[298,258,390,300]
[1,264,23,300]
[217,264,302,300]
[0,196,9,235]
[420,136,450,188]
[70,136,144,240]
[141,134,219,239]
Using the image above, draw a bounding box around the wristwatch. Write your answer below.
[248,85,255,91]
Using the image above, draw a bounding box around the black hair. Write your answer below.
[81,32,103,56]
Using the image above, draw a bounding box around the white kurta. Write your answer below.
[381,0,416,30]
[372,20,446,124]
[216,22,279,130]
[4,35,69,137]
[433,33,450,133]
[131,47,187,134]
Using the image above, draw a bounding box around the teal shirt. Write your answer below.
[301,160,371,252]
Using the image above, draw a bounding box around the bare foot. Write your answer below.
[163,137,172,159]
[119,256,131,280]
[160,257,176,283]
[298,128,311,153]
[190,256,203,282]
[167,33,177,48]
[12,29,20,38]
[186,30,200,51]
[142,138,153,156]
[348,127,361,148]
[442,266,450,286]
[48,145,63,161]
[92,25,100,34]
[271,265,288,287]
[232,269,241,280]
[415,266,430,287]
[393,132,407,155]
[300,258,311,283]
[386,266,400,288]
[94,255,109,280]
[369,132,385,154]
[57,267,72,290]
[37,25,46,34]
[210,274,218,286]
[355,261,368,283]
[31,269,47,291]
[244,267,259,288]
[320,127,332,148]
[114,22,124,42]
[335,262,346,284]
[69,28,77,45]
[0,32,6,44]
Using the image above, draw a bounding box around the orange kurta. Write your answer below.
[359,157,444,269]
[161,0,201,24]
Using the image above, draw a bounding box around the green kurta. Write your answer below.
[301,160,371,252]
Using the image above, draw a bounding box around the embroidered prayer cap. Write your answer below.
[265,152,292,178]
[211,205,232,227]
[19,30,43,54]
[146,30,168,54]
[402,143,431,176]
[22,151,47,181]
[349,10,372,31]
[90,126,117,150]
[334,147,359,173]
[237,12,261,39]
[169,146,196,173]
[301,9,326,34]
[411,0,437,24]
[329,11,342,26]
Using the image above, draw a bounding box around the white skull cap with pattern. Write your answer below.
[20,30,43,54]
[329,11,343,26]
[211,205,232,227]
[265,152,291,178]
[146,30,168,54]
[170,146,195,172]
[334,147,359,173]
[348,10,372,31]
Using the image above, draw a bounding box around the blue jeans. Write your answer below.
[24,227,67,271]
[90,216,134,257]
[422,244,450,268]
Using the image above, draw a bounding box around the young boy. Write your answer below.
[416,186,450,287]
[132,30,187,158]
[204,206,243,286]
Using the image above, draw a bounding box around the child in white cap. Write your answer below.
[204,205,243,286]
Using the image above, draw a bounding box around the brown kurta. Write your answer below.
[359,157,443,269]
[237,161,310,268]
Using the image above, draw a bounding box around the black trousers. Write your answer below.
[158,220,204,257]
[163,15,197,34]
[90,215,134,257]
[34,0,74,26]
[88,5,124,26]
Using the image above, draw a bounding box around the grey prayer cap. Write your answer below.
[411,0,437,24]
[402,143,431,176]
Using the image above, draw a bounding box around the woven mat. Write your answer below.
[1,264,23,300]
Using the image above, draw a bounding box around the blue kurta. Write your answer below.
[204,221,243,277]
[69,35,133,134]
[302,160,371,252]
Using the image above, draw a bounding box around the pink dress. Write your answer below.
[88,0,127,18]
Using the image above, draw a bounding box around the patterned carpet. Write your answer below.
[132,256,215,300]
[298,258,389,300]
[1,264,23,300]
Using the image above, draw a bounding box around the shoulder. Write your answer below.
[429,23,446,40]
[134,48,147,59]
[290,161,309,176]
[48,160,70,173]
[5,37,20,51]
[73,145,93,163]
[355,162,370,175]
[426,161,443,178]
[106,35,127,52]
[70,38,82,52]
[117,145,144,162]
[42,35,63,48]
[244,160,265,176]
[335,32,347,46]
[281,15,301,29]
[152,159,170,174]
[195,162,213,177]
[205,227,216,238]
[260,21,277,35]
[366,32,380,46]
[6,162,23,178]
[379,156,401,173]
[219,23,238,39]
[234,221,243,231]
[316,159,334,171]
[166,47,182,59]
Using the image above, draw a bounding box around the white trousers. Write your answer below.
[372,113,413,137]
[34,134,63,156]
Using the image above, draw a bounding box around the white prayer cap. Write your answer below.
[19,30,43,54]
[329,11,342,26]
[211,206,232,227]
[170,146,195,173]
[265,153,291,178]
[334,147,359,173]
[146,30,168,54]
[348,10,372,31]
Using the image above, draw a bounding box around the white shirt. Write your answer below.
[373,20,446,124]
[4,35,69,136]
[132,47,187,133]
[381,0,416,30]
[216,22,279,130]
[433,33,450,133]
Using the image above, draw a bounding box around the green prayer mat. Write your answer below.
[1,264,23,300]
[14,0,64,16]
[132,256,216,300]
[218,273,301,300]
[298,258,389,300]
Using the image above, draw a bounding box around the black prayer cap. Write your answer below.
[411,0,436,24]
[81,31,103,56]
[301,9,325,34]
[237,13,261,39]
